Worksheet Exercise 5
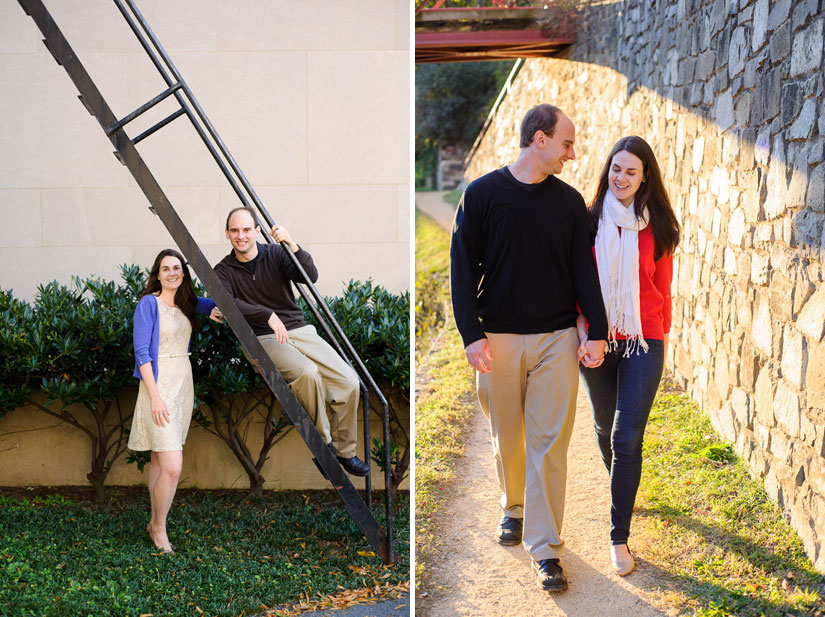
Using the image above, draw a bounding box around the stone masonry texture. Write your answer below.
[465,0,825,571]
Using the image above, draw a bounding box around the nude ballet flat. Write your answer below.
[611,543,635,576]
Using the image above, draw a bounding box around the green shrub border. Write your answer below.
[0,270,410,501]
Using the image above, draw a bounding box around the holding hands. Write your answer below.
[576,314,606,368]
[578,336,607,368]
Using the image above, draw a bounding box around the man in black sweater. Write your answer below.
[450,104,608,591]
[214,207,370,477]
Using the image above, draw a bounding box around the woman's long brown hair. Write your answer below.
[589,136,681,260]
[140,249,199,330]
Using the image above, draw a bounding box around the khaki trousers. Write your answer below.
[477,328,579,561]
[257,325,360,457]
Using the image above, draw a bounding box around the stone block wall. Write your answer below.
[465,0,825,570]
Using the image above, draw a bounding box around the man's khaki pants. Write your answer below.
[258,325,360,457]
[477,328,579,561]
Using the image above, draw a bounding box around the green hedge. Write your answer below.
[0,269,409,500]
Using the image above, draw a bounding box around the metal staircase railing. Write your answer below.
[18,0,398,564]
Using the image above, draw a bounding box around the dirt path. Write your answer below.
[415,190,455,232]
[415,191,671,617]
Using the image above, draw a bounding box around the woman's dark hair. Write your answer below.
[140,249,199,331]
[589,136,680,260]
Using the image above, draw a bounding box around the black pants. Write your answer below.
[579,339,664,544]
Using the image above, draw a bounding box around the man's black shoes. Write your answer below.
[532,558,568,592]
[496,515,523,545]
[336,455,371,476]
[313,443,371,478]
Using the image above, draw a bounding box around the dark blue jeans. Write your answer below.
[579,339,664,545]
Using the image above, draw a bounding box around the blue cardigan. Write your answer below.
[132,294,216,381]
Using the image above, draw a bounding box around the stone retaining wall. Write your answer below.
[465,0,825,570]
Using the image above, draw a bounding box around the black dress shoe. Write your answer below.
[496,515,523,545]
[532,558,568,592]
[336,455,371,476]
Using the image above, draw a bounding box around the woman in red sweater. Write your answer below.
[577,136,680,576]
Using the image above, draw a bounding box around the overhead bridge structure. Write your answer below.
[16,0,398,564]
[415,1,578,63]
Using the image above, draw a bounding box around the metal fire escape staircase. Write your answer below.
[17,0,398,564]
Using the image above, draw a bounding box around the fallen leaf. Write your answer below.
[357,550,376,557]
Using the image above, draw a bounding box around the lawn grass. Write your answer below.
[0,488,409,617]
[414,208,451,357]
[414,207,480,593]
[635,378,825,617]
[442,188,462,206]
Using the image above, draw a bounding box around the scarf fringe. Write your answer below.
[596,190,650,355]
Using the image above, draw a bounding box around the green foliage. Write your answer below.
[36,274,136,409]
[301,280,411,493]
[415,60,515,149]
[301,279,410,393]
[415,141,438,189]
[370,437,402,473]
[0,290,35,417]
[13,270,144,501]
[125,449,151,473]
[0,489,410,617]
[699,442,735,463]
[2,272,410,500]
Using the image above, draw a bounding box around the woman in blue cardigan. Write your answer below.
[128,249,221,555]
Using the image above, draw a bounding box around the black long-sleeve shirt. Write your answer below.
[450,166,608,347]
[214,242,318,335]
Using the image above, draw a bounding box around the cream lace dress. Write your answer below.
[128,296,194,452]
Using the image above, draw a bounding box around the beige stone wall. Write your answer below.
[0,390,409,491]
[0,0,410,299]
[465,1,824,570]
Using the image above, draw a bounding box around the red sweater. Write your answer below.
[591,226,672,340]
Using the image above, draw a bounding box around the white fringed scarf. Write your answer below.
[594,189,650,356]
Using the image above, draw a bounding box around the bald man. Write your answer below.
[451,104,608,591]
[214,207,370,477]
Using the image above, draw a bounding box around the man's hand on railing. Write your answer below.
[269,224,299,253]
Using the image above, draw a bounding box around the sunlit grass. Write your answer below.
[414,207,478,593]
[634,379,825,616]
